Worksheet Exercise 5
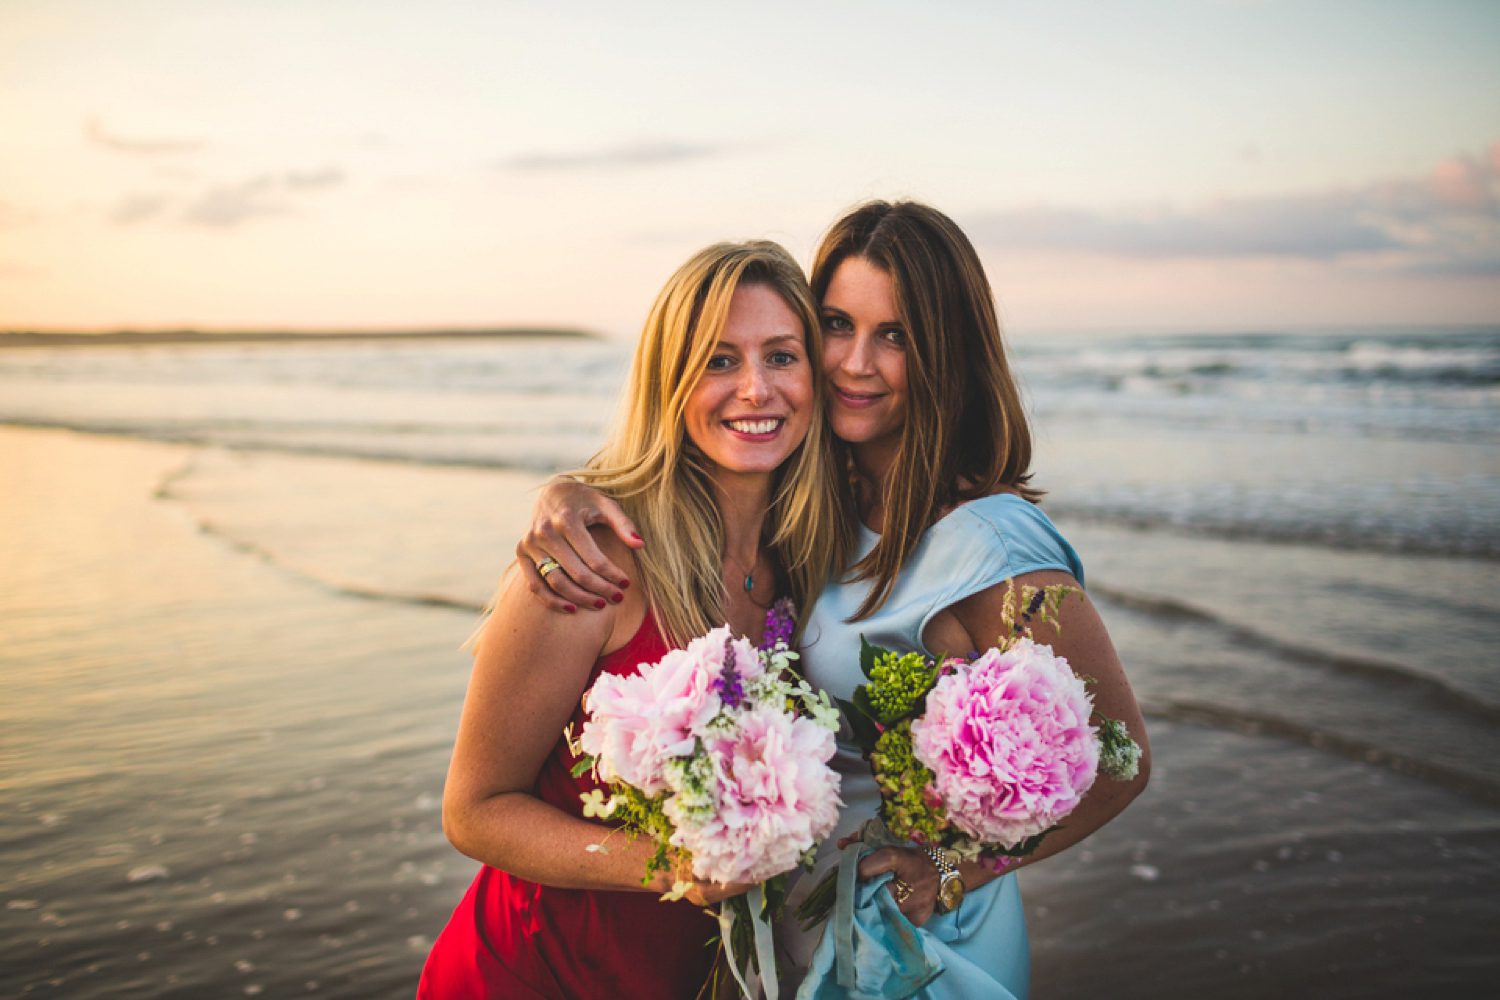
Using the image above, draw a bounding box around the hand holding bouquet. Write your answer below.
[571,600,843,998]
[798,584,1141,929]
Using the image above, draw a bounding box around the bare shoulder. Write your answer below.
[588,525,647,653]
[924,569,1088,656]
[591,524,643,581]
[494,525,644,655]
[475,564,616,669]
[448,559,622,818]
[946,570,1098,646]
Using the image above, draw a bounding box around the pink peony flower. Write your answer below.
[910,638,1098,849]
[580,626,757,795]
[668,705,841,884]
[580,620,842,887]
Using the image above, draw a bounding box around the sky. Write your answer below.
[1,0,1497,337]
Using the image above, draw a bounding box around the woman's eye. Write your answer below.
[822,315,852,334]
[882,328,907,346]
[706,355,735,371]
[768,350,799,366]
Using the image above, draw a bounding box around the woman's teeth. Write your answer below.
[727,418,780,434]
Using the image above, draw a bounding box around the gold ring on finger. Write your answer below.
[890,877,912,903]
[536,557,562,579]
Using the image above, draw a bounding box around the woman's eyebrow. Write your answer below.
[820,305,901,330]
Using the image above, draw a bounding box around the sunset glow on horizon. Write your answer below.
[2,0,1497,338]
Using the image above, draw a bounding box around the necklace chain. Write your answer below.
[725,549,758,594]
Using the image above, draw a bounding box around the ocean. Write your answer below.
[1,327,1496,997]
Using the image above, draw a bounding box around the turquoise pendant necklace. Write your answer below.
[729,550,757,593]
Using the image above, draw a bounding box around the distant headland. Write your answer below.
[0,327,599,348]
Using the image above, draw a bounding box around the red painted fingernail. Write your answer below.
[619,579,630,589]
[564,604,577,614]
[611,592,624,604]
[594,599,606,610]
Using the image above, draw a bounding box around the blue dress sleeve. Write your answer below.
[902,495,1084,655]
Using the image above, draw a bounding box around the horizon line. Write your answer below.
[0,327,602,349]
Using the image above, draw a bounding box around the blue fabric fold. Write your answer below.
[791,818,1028,1000]
[795,860,944,1000]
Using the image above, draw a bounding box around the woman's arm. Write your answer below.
[514,478,641,613]
[442,550,745,905]
[859,568,1151,925]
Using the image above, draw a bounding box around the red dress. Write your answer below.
[417,612,719,999]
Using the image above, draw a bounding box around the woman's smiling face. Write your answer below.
[683,282,814,479]
[819,256,909,451]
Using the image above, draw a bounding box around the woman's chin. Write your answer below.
[700,445,801,480]
[829,415,895,447]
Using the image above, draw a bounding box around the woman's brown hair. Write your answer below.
[810,200,1040,621]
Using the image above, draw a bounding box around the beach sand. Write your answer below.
[2,426,1497,998]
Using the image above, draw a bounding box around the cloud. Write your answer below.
[110,195,169,225]
[967,196,1399,257]
[183,176,287,228]
[965,141,1500,275]
[86,117,204,156]
[284,167,346,190]
[499,140,719,172]
[101,168,347,229]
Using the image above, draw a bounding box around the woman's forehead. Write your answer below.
[823,258,898,316]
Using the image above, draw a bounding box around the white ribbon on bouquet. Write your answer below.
[718,883,779,1000]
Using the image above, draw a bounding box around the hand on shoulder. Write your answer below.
[515,479,641,613]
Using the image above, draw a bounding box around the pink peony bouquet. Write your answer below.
[571,600,842,996]
[797,584,1140,929]
[909,637,1099,853]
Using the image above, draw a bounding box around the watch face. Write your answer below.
[939,878,965,911]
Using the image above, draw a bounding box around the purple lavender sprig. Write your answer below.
[760,598,796,652]
[715,636,746,709]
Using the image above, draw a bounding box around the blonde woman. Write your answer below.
[519,202,1150,999]
[419,241,849,999]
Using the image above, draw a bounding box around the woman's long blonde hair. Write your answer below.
[578,241,852,646]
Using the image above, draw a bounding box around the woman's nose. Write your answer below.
[840,333,875,375]
[738,362,771,403]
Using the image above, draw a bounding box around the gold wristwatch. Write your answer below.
[922,845,965,914]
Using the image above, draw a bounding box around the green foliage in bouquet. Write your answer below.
[1096,715,1143,782]
[569,753,679,883]
[864,648,939,724]
[838,637,944,757]
[870,720,946,845]
[995,582,1076,648]
[719,881,786,972]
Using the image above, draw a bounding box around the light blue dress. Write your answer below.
[779,494,1085,1000]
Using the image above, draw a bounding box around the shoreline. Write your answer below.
[0,327,599,349]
